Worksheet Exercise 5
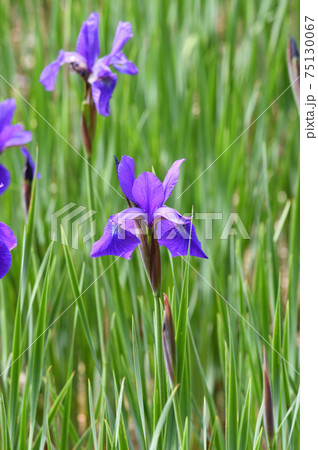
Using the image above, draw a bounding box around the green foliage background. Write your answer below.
[0,0,299,448]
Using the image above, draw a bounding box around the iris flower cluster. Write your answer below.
[0,98,37,278]
[39,12,207,386]
[4,12,208,388]
[0,98,32,195]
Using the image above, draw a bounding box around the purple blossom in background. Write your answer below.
[0,222,17,279]
[40,12,138,116]
[287,37,300,111]
[0,99,32,195]
[91,156,208,261]
[21,147,41,182]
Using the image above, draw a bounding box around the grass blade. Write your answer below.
[149,385,179,450]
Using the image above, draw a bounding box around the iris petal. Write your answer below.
[154,206,191,225]
[0,240,12,279]
[110,52,138,75]
[0,221,16,279]
[40,50,66,91]
[111,21,133,55]
[162,159,185,202]
[0,164,11,195]
[91,219,140,260]
[118,156,136,202]
[132,172,165,224]
[76,12,100,70]
[21,147,41,180]
[109,207,147,225]
[90,67,117,116]
[0,99,16,131]
[157,220,208,258]
[0,124,32,151]
[40,50,87,91]
[0,222,17,251]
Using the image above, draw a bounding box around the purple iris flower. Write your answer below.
[40,12,138,116]
[0,99,32,195]
[0,222,17,279]
[91,156,208,260]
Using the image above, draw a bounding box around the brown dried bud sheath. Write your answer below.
[150,233,161,297]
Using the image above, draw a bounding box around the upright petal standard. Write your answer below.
[40,13,138,116]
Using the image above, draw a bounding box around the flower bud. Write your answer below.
[114,155,120,174]
[263,347,274,445]
[287,37,300,111]
[81,87,97,156]
[23,170,32,216]
[162,293,176,384]
[21,147,40,218]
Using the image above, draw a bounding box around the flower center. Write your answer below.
[70,61,89,80]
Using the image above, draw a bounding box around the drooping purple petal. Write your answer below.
[21,147,41,180]
[0,222,17,251]
[90,65,117,116]
[111,21,133,56]
[109,51,138,75]
[40,50,65,91]
[91,219,140,260]
[76,12,100,70]
[0,240,12,279]
[40,50,87,91]
[0,222,17,277]
[132,172,165,224]
[154,206,191,225]
[0,124,32,151]
[118,155,136,202]
[157,220,208,258]
[162,159,185,202]
[0,99,16,131]
[0,164,10,195]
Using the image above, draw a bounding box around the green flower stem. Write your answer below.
[153,295,165,440]
[154,295,164,399]
[154,295,183,445]
[172,387,183,446]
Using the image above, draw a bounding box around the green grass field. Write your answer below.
[0,0,299,448]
